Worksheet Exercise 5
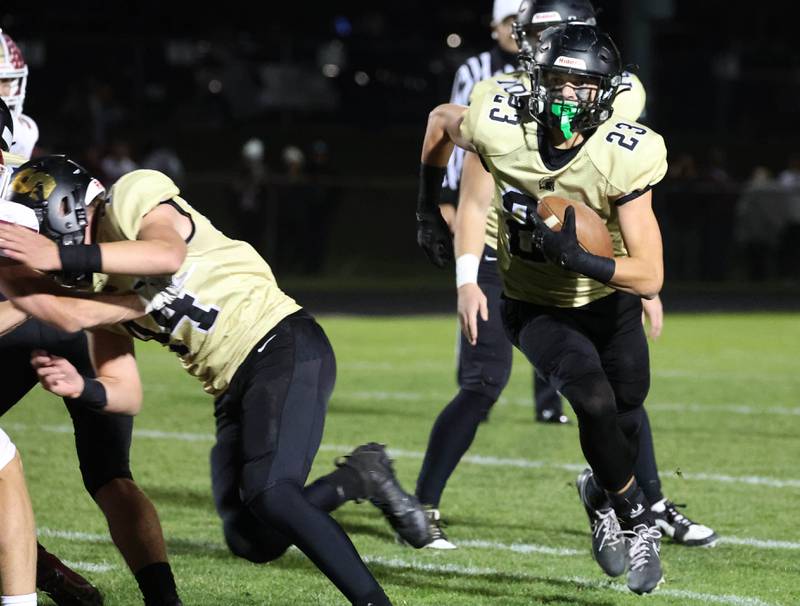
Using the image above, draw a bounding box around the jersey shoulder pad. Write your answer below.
[586,119,667,199]
[613,72,647,122]
[105,169,180,240]
[2,151,27,168]
[461,73,530,157]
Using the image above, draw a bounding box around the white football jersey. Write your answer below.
[10,113,38,160]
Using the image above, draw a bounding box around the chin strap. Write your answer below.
[550,100,579,139]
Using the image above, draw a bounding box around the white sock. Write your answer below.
[1,594,37,605]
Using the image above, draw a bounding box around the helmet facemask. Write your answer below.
[0,32,29,117]
[528,61,620,140]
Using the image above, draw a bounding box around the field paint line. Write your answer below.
[338,361,800,383]
[39,528,111,542]
[348,445,800,490]
[336,390,800,416]
[721,537,800,550]
[361,555,781,606]
[63,560,116,573]
[39,527,228,553]
[9,422,800,490]
[448,536,800,555]
[458,539,581,556]
[37,527,786,605]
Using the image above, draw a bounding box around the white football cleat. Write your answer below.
[651,499,718,547]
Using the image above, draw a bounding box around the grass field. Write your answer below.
[4,312,799,606]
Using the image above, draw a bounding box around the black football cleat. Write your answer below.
[576,468,627,577]
[335,443,431,548]
[651,499,718,547]
[37,542,104,606]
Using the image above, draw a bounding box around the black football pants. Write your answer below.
[502,291,650,492]
[211,310,386,605]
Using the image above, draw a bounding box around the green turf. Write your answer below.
[5,312,799,605]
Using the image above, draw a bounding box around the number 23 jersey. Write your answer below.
[460,75,668,308]
[93,169,301,396]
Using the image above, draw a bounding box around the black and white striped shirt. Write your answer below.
[442,46,518,204]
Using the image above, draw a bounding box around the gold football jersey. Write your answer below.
[615,71,647,122]
[480,71,647,251]
[462,76,667,307]
[94,170,301,395]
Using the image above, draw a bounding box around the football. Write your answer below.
[536,195,614,258]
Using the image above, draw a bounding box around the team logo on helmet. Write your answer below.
[10,167,57,201]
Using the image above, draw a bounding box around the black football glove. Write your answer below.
[416,164,454,268]
[416,211,453,268]
[530,205,615,283]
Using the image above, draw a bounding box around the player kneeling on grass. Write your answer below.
[0,157,431,606]
[0,427,37,606]
[418,24,671,594]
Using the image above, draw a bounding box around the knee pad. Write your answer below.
[613,379,650,413]
[222,507,289,563]
[560,372,616,422]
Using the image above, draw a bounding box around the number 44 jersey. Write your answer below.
[460,74,668,308]
[94,169,301,396]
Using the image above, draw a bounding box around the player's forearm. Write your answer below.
[10,291,144,333]
[96,376,142,415]
[455,151,493,258]
[99,239,186,276]
[0,301,28,336]
[607,256,663,299]
[421,104,471,166]
[454,204,489,259]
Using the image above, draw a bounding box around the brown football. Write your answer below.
[536,196,614,258]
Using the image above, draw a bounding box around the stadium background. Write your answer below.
[3,0,800,310]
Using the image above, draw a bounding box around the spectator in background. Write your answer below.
[274,145,319,274]
[734,166,781,281]
[141,141,185,188]
[232,137,273,258]
[100,139,137,185]
[660,153,701,280]
[777,155,800,280]
[306,139,339,275]
[699,147,736,280]
[87,81,128,148]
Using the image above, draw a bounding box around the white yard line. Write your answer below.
[336,390,800,416]
[62,560,115,573]
[8,422,800,490]
[39,526,794,604]
[37,526,786,605]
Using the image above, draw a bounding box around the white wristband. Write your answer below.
[456,254,480,288]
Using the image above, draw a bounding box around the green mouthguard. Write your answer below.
[551,100,579,139]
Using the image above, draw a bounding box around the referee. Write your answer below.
[414,0,569,550]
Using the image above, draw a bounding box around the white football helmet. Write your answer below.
[0,30,28,117]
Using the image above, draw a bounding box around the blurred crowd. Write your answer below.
[658,149,800,283]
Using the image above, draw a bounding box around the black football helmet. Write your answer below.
[6,155,106,285]
[513,0,597,56]
[527,24,621,139]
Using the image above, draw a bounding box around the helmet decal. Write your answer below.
[10,167,57,201]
